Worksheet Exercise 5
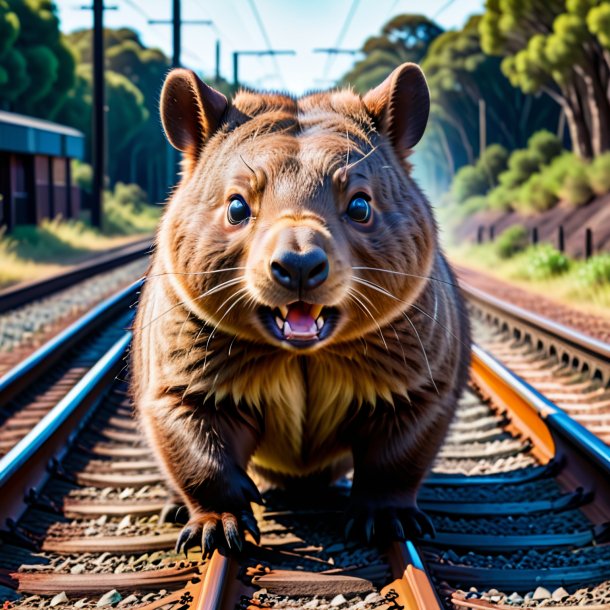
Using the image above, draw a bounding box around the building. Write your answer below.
[0,111,85,232]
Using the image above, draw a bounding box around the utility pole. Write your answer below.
[92,0,104,228]
[148,5,212,68]
[80,0,117,228]
[479,98,487,157]
[215,40,221,81]
[149,3,212,191]
[232,50,296,88]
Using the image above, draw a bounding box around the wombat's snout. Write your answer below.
[270,247,329,292]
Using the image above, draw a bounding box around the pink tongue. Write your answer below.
[286,303,315,333]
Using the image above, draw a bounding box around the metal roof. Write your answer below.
[0,110,85,159]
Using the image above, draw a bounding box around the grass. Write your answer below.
[0,185,160,289]
[449,242,610,317]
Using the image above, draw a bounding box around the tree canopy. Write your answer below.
[480,0,610,158]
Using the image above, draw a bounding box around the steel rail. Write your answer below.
[188,341,610,608]
[0,280,142,404]
[0,238,151,313]
[0,331,131,526]
[462,282,610,363]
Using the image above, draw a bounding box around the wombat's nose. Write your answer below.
[270,247,329,292]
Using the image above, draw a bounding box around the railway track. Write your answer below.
[463,281,610,446]
[0,281,141,460]
[0,241,151,376]
[1,310,609,608]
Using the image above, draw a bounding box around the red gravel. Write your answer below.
[456,264,610,344]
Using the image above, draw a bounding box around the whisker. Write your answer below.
[347,287,389,353]
[352,276,440,393]
[402,310,440,395]
[352,276,471,352]
[352,266,460,290]
[137,277,244,331]
[146,267,247,279]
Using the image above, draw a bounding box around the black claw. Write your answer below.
[160,502,188,525]
[241,511,260,544]
[201,521,217,559]
[419,511,436,538]
[242,477,264,505]
[364,515,375,543]
[391,517,406,541]
[223,516,242,552]
[175,524,199,556]
[344,517,356,540]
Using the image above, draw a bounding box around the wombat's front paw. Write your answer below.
[344,502,435,543]
[175,510,260,558]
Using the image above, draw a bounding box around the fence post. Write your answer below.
[558,225,564,252]
[477,225,484,244]
[489,225,495,242]
[532,227,538,245]
[585,228,593,259]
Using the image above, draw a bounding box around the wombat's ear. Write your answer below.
[363,63,429,155]
[160,68,228,159]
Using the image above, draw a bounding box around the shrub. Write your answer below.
[520,244,570,279]
[502,150,540,188]
[516,173,558,213]
[527,130,563,166]
[478,144,509,187]
[587,153,610,196]
[72,160,93,194]
[495,225,529,259]
[451,165,489,204]
[578,254,610,287]
[102,183,160,235]
[559,160,593,206]
[487,186,515,212]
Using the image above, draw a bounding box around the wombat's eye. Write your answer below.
[227,196,251,225]
[346,195,372,223]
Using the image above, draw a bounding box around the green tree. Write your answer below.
[480,0,610,158]
[341,15,443,92]
[0,0,76,118]
[423,16,560,174]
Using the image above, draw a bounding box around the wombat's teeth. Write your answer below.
[310,304,323,320]
[316,316,324,330]
[278,305,289,319]
[275,316,284,330]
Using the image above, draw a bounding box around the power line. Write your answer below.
[245,0,287,90]
[323,0,361,81]
[122,0,209,70]
[432,0,457,19]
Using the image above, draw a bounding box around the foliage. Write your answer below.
[518,244,570,280]
[587,152,610,195]
[578,254,610,287]
[72,160,93,194]
[102,182,160,235]
[422,15,559,187]
[0,0,75,118]
[451,166,489,204]
[480,0,610,158]
[495,225,529,259]
[558,159,593,206]
[341,15,443,93]
[483,131,563,213]
[451,144,509,204]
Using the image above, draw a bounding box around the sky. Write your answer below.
[55,0,485,94]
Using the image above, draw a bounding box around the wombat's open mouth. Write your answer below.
[258,302,339,347]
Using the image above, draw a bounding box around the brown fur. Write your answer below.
[132,64,471,554]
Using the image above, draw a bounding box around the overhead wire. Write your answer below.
[121,0,210,73]
[322,0,361,81]
[245,0,287,90]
